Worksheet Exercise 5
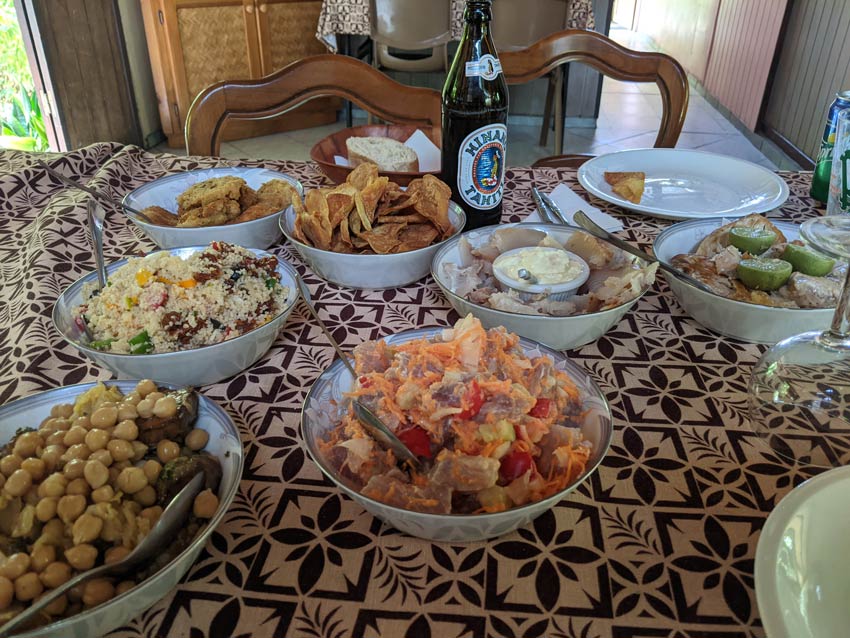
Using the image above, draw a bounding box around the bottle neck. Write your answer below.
[463,1,492,39]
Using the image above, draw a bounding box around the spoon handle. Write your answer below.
[87,199,107,289]
[296,277,356,377]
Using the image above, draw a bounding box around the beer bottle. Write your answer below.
[442,0,509,230]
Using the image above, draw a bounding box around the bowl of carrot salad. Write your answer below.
[302,315,612,541]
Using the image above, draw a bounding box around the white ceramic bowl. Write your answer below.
[123,167,303,250]
[302,327,612,542]
[431,223,654,351]
[52,246,300,386]
[0,380,243,638]
[653,218,834,344]
[755,465,850,638]
[280,203,466,289]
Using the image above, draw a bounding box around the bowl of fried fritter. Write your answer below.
[123,167,303,250]
[280,163,465,289]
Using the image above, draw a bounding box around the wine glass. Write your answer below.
[748,215,850,468]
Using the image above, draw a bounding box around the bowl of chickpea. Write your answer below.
[0,379,242,637]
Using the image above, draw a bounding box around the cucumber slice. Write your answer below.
[728,227,777,255]
[737,258,793,291]
[781,243,836,277]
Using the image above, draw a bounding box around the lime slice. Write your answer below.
[737,258,792,291]
[781,243,836,277]
[728,227,777,255]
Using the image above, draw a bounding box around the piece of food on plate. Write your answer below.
[0,380,221,626]
[346,137,419,172]
[604,171,645,204]
[670,214,843,308]
[440,226,657,317]
[256,179,298,210]
[138,205,177,227]
[75,242,288,354]
[318,315,592,514]
[292,162,453,255]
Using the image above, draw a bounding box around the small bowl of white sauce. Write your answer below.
[492,246,590,301]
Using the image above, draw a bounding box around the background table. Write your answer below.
[317,0,595,50]
[0,144,824,637]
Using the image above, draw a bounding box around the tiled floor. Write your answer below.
[156,26,796,171]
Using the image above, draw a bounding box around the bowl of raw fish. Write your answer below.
[431,223,657,350]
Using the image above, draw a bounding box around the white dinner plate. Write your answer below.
[577,148,789,220]
[755,465,850,638]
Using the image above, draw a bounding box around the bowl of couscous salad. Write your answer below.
[52,242,300,386]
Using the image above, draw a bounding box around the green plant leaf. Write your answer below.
[0,134,36,151]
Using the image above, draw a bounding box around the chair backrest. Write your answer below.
[491,0,569,52]
[500,29,689,148]
[185,54,442,157]
[370,0,452,50]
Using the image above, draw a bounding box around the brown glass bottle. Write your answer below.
[441,0,509,230]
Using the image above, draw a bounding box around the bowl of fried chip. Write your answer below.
[123,167,303,250]
[280,164,465,289]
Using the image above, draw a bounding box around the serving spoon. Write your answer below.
[296,277,422,471]
[0,473,206,637]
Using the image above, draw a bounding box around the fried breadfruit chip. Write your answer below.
[346,163,380,191]
[300,190,334,250]
[377,212,429,225]
[141,206,178,227]
[177,199,240,227]
[239,185,259,210]
[360,222,406,254]
[604,171,645,204]
[407,174,453,236]
[258,179,298,210]
[177,176,245,211]
[397,223,440,251]
[360,175,389,222]
[226,202,280,225]
[330,229,355,254]
[325,186,357,229]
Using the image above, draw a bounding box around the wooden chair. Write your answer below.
[185,54,442,157]
[500,29,689,169]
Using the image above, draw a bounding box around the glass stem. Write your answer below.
[828,265,850,338]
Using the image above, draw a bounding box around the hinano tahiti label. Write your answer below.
[457,123,507,209]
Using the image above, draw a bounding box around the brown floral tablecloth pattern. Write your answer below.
[0,143,825,637]
[317,0,594,51]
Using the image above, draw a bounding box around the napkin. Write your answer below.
[334,130,441,172]
[525,183,624,233]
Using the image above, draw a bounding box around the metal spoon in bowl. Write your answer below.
[0,473,206,637]
[296,276,422,471]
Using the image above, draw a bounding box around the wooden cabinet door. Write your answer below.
[255,0,327,75]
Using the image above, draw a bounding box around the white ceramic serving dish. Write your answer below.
[653,218,834,344]
[755,465,850,638]
[578,149,789,220]
[52,246,300,386]
[123,167,303,250]
[431,223,654,351]
[0,380,243,638]
[302,326,612,542]
[279,202,466,289]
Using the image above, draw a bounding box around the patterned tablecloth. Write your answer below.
[0,143,825,637]
[317,0,595,51]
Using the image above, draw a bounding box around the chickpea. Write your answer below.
[40,519,65,545]
[139,506,162,525]
[62,426,87,447]
[41,592,68,616]
[89,449,113,467]
[45,431,67,447]
[0,455,22,477]
[193,489,219,519]
[115,580,134,596]
[185,428,210,451]
[135,399,154,419]
[0,576,12,610]
[113,420,139,441]
[146,391,165,404]
[70,415,90,430]
[72,513,103,545]
[21,457,45,482]
[134,485,157,507]
[0,475,6,491]
[66,478,91,497]
[131,441,147,462]
[142,459,162,484]
[84,429,109,452]
[91,485,114,504]
[104,546,131,565]
[13,431,43,458]
[30,544,55,573]
[82,578,114,607]
[107,440,133,462]
[64,444,91,462]
[50,404,73,419]
[35,496,58,522]
[14,572,43,602]
[67,583,83,603]
[90,405,118,429]
[117,404,138,421]
[41,444,65,471]
[4,469,32,497]
[136,379,156,397]
[63,458,86,480]
[156,440,180,464]
[152,396,177,419]
[39,561,72,589]
[57,494,86,524]
[84,460,109,490]
[46,416,71,432]
[116,467,147,495]
[0,554,30,580]
[64,544,97,571]
[123,391,142,405]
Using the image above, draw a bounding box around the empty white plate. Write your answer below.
[577,148,789,220]
[755,465,850,638]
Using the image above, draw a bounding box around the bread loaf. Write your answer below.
[346,137,419,172]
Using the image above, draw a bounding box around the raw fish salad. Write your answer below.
[319,316,592,514]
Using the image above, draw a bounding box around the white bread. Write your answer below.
[346,137,419,172]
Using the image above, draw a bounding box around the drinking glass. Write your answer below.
[827,109,850,215]
[748,215,850,467]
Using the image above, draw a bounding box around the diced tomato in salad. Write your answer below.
[529,398,551,418]
[457,380,484,420]
[397,426,432,459]
[499,450,533,483]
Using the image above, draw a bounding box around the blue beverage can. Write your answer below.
[811,90,850,202]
